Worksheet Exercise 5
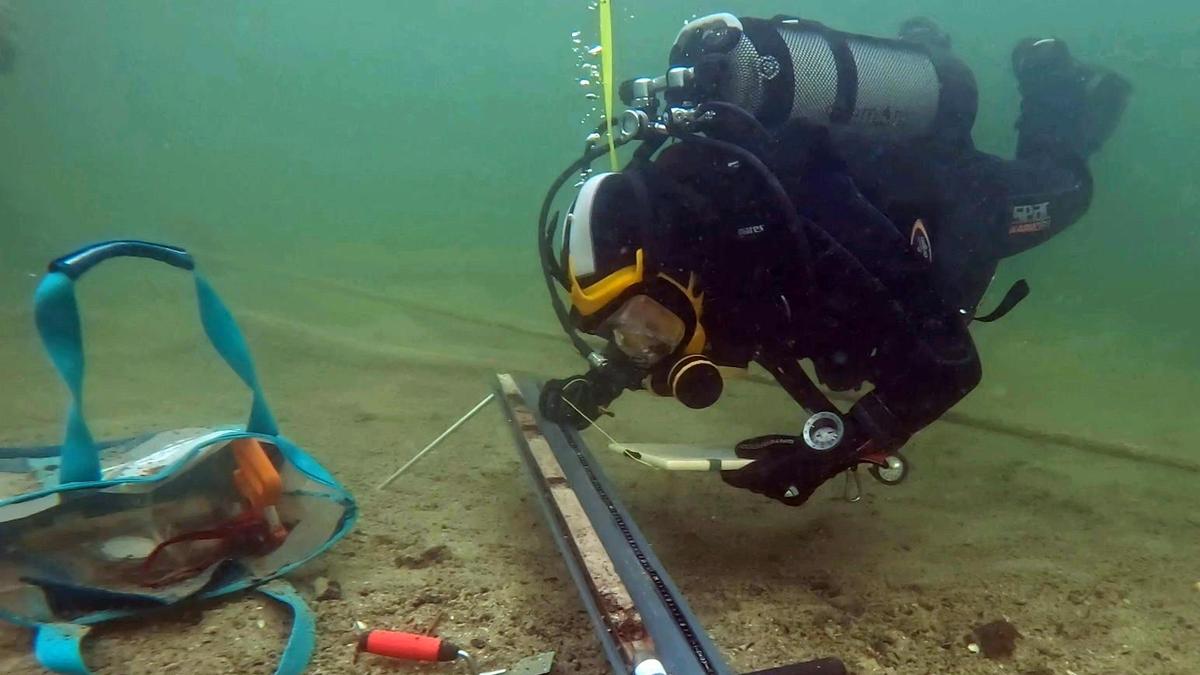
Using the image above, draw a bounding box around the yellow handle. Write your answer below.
[232,438,282,510]
[599,0,618,171]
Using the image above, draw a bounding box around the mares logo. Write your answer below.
[737,224,766,238]
[1010,201,1051,234]
[910,219,933,263]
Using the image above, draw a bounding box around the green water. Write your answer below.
[3,1,1198,330]
[8,0,1193,441]
[1,2,1198,673]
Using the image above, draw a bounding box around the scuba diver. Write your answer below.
[537,14,1131,506]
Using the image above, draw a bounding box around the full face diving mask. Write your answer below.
[563,173,724,410]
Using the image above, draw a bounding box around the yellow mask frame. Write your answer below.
[568,248,707,357]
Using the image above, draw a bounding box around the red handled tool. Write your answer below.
[355,630,477,671]
[353,624,555,674]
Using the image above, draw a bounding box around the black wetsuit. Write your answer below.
[630,111,1096,449]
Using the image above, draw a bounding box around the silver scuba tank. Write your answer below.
[667,13,978,141]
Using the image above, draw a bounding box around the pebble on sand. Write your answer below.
[314,577,343,601]
[972,619,1021,659]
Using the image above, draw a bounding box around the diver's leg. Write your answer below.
[933,38,1131,275]
[1013,38,1131,160]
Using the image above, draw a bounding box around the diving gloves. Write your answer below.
[721,430,873,507]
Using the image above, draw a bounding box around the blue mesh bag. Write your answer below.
[0,241,357,674]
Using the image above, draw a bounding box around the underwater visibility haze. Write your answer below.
[0,1,1198,673]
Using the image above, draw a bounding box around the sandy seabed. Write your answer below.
[0,250,1196,675]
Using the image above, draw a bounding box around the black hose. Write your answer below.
[538,144,613,360]
[696,101,772,146]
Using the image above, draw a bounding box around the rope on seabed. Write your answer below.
[206,253,1200,475]
[818,387,1200,474]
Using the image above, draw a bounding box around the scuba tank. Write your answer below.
[625,13,977,142]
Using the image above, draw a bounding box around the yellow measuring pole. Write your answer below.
[598,0,619,171]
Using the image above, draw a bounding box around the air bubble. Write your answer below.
[579,79,591,87]
[585,92,598,100]
[571,30,582,38]
[587,45,603,57]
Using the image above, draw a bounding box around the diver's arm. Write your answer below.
[853,313,982,447]
[721,163,985,506]
[722,308,982,507]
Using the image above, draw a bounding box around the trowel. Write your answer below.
[354,626,554,675]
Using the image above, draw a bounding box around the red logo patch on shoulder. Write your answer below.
[910,219,933,263]
[1010,202,1051,234]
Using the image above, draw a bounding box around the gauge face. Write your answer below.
[812,427,840,446]
[803,412,844,451]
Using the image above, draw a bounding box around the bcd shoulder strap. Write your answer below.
[974,279,1030,323]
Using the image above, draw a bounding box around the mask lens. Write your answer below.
[603,295,686,367]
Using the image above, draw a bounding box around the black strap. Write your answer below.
[774,17,859,124]
[758,352,838,414]
[974,279,1030,323]
[622,168,659,277]
[787,21,858,124]
[740,18,795,128]
[850,392,909,449]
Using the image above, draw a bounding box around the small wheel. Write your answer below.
[868,453,909,486]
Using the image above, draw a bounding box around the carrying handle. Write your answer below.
[49,240,195,280]
[33,581,317,675]
[34,240,279,485]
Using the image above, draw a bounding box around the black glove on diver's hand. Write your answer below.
[541,366,633,430]
[721,433,872,506]
[540,377,609,430]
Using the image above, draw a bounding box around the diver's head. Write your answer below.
[562,172,722,409]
